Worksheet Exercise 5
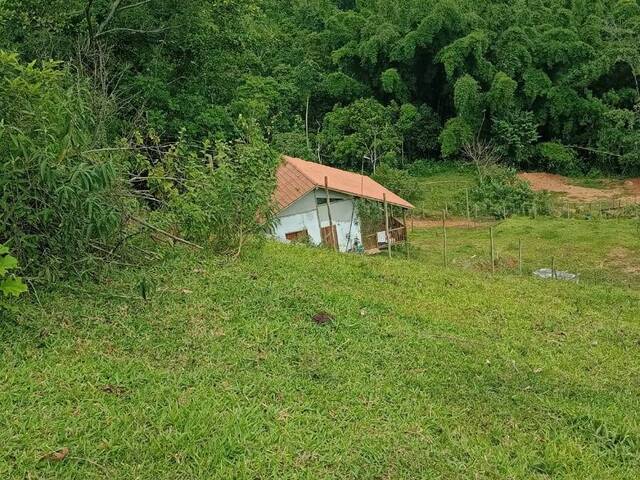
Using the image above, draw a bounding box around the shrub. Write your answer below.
[164,123,280,255]
[371,164,423,205]
[538,142,581,174]
[0,52,127,278]
[468,166,549,218]
[0,244,27,312]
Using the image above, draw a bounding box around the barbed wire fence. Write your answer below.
[406,184,640,286]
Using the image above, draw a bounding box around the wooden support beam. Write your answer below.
[403,208,409,259]
[383,193,391,258]
[324,176,337,251]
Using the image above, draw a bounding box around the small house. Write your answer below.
[273,156,414,253]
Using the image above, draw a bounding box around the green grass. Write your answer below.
[409,216,640,288]
[412,167,475,218]
[2,239,640,478]
[567,176,612,190]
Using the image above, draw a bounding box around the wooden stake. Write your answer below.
[518,239,522,275]
[383,193,391,258]
[442,210,448,267]
[465,189,471,228]
[551,256,556,280]
[324,176,337,251]
[403,209,409,259]
[490,227,495,274]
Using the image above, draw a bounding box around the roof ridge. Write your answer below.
[280,155,414,209]
[283,156,320,186]
[285,155,370,186]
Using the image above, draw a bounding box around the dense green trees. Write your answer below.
[4,0,639,174]
[2,0,640,278]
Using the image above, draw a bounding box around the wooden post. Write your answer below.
[324,176,337,251]
[551,256,556,280]
[442,210,448,267]
[533,203,537,219]
[465,188,471,228]
[518,239,522,275]
[403,209,409,259]
[490,227,495,274]
[383,193,391,258]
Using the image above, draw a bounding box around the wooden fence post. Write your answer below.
[518,239,522,275]
[403,209,409,259]
[442,210,448,267]
[383,193,391,258]
[465,189,471,228]
[490,227,495,274]
[324,176,337,251]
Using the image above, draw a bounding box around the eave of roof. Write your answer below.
[276,156,415,210]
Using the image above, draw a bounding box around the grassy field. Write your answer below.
[409,216,640,288]
[411,166,474,218]
[2,238,640,479]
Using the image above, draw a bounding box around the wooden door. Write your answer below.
[321,225,338,249]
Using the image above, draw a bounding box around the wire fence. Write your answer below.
[405,212,640,288]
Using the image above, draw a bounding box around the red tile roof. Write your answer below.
[275,155,414,210]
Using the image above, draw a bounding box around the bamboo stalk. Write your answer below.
[131,216,203,250]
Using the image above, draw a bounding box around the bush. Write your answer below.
[538,142,581,175]
[468,166,549,219]
[164,123,280,255]
[371,164,423,205]
[0,52,127,279]
[0,244,27,312]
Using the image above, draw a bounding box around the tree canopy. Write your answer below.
[3,0,640,174]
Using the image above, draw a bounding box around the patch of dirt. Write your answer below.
[605,247,640,275]
[518,172,640,202]
[312,312,334,325]
[411,219,486,229]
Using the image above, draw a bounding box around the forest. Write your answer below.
[2,0,640,284]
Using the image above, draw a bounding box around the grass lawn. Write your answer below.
[412,166,475,218]
[409,216,640,288]
[2,239,640,478]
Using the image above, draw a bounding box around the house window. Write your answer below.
[316,197,345,205]
[285,229,309,242]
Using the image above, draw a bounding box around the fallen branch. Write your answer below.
[130,216,203,250]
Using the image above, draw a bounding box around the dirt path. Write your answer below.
[518,172,640,202]
[411,219,486,229]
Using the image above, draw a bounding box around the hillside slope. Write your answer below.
[2,243,640,478]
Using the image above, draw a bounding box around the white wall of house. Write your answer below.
[273,189,363,252]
